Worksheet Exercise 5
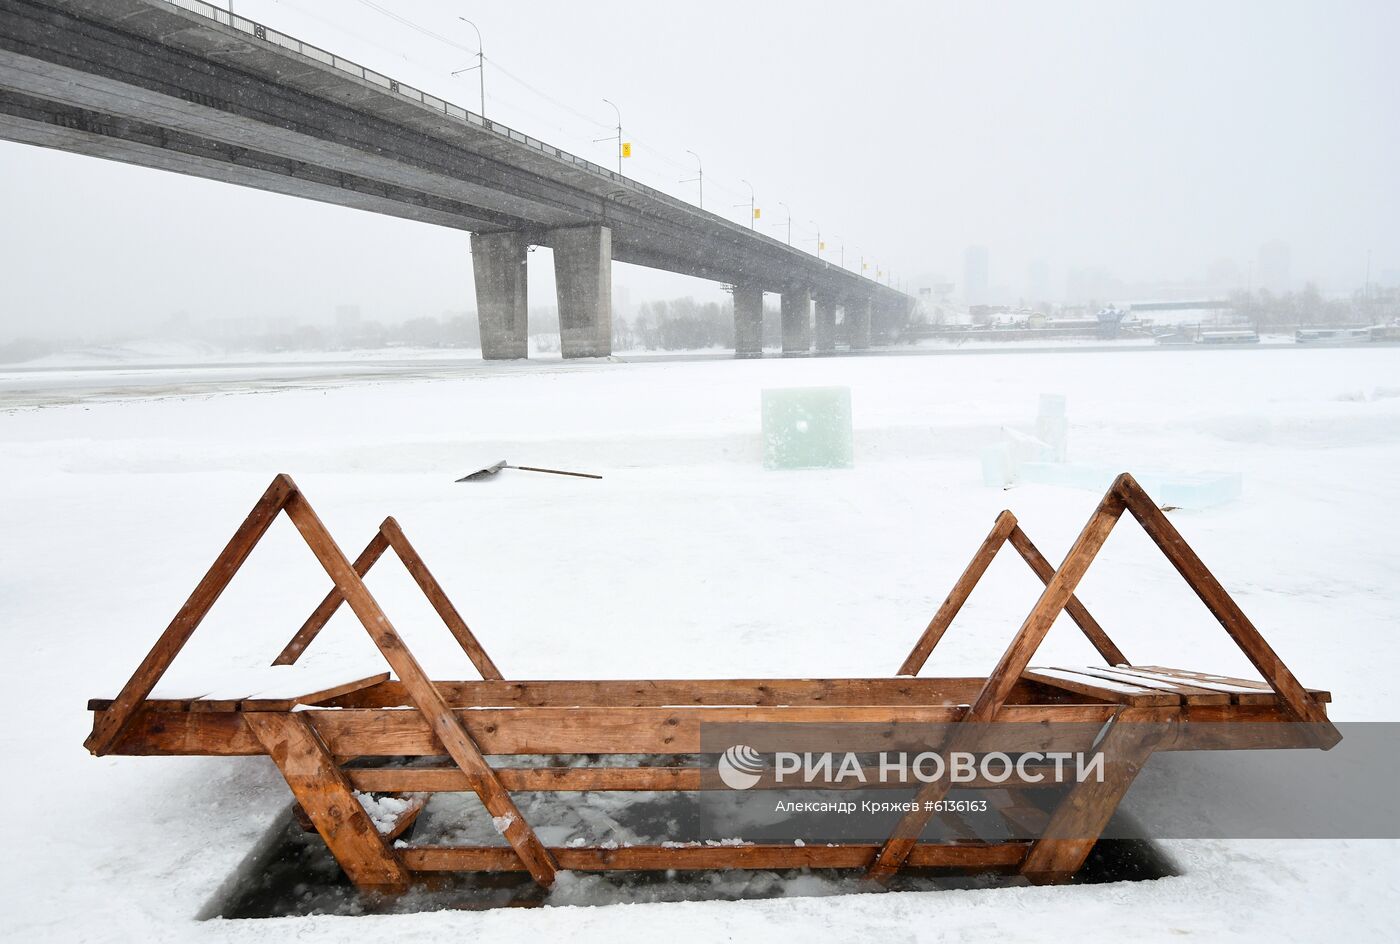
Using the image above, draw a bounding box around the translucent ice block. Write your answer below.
[761,386,853,470]
[1020,463,1242,509]
[1038,393,1067,418]
[1002,426,1052,468]
[1020,461,1119,492]
[1152,471,1242,509]
[1036,394,1068,462]
[981,443,1014,487]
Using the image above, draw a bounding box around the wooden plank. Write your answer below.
[1134,665,1331,704]
[241,672,391,711]
[380,517,503,680]
[273,529,390,666]
[1059,665,1230,706]
[245,711,409,890]
[987,789,1051,837]
[1007,525,1128,666]
[87,697,198,712]
[899,510,1018,676]
[1099,666,1278,705]
[1167,716,1323,752]
[1116,474,1338,745]
[302,704,1118,757]
[85,474,298,755]
[91,671,390,712]
[320,677,1043,709]
[1020,708,1163,882]
[99,702,1123,757]
[399,841,1031,873]
[188,697,246,713]
[346,764,1070,793]
[1022,668,1181,707]
[872,477,1129,877]
[281,491,558,887]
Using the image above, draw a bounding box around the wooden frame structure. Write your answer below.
[86,473,1338,891]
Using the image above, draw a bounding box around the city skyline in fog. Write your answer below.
[2,0,1397,340]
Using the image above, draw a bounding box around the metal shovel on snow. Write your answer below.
[455,460,602,482]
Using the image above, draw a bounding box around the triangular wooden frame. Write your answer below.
[871,472,1340,877]
[84,474,557,886]
[272,516,502,679]
[899,509,1127,676]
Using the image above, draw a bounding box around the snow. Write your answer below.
[2,345,1398,941]
[357,793,414,835]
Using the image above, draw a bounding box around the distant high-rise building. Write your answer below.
[1257,241,1291,292]
[963,246,989,307]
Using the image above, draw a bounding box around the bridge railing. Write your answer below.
[161,0,657,195]
[157,0,896,295]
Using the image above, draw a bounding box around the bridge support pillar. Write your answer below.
[781,288,812,356]
[848,299,873,350]
[552,225,613,358]
[814,297,837,353]
[472,231,529,359]
[734,282,763,358]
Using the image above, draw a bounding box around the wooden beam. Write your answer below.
[273,529,389,666]
[281,491,558,887]
[379,517,502,680]
[346,764,1071,793]
[1116,475,1339,746]
[900,511,1018,676]
[85,474,297,755]
[1007,524,1127,665]
[272,519,503,680]
[99,702,1122,757]
[871,478,1129,877]
[318,677,1043,710]
[240,672,391,711]
[899,513,1127,677]
[1019,708,1163,882]
[399,841,1030,872]
[245,711,409,890]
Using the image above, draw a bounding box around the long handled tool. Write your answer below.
[455,460,602,482]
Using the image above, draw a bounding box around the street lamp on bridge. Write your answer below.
[778,202,791,245]
[451,18,486,119]
[595,99,625,175]
[734,180,756,230]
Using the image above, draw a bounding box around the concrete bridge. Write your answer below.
[0,0,914,358]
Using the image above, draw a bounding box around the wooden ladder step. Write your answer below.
[1132,665,1332,704]
[1051,666,1232,706]
[1022,668,1182,706]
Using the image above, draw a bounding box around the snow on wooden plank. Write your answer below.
[89,663,390,712]
[1023,668,1181,706]
[1133,665,1332,703]
[1102,665,1285,704]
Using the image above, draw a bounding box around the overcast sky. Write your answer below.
[2,0,1397,339]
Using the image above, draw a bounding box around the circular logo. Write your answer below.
[717,744,764,790]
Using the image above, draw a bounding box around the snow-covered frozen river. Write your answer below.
[2,346,1396,941]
